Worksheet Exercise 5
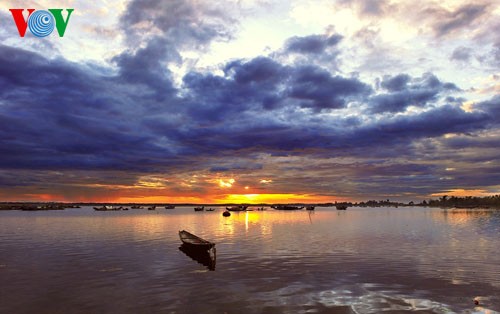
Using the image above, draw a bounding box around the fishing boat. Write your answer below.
[226,205,247,211]
[178,230,215,250]
[194,206,204,211]
[271,205,304,210]
[336,205,348,210]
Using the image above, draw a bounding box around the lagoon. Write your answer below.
[0,206,499,313]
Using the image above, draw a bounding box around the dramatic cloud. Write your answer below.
[369,73,459,113]
[0,0,498,202]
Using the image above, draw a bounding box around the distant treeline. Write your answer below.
[338,195,500,208]
[422,195,500,208]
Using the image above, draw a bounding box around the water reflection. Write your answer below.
[1,206,499,313]
[178,244,216,271]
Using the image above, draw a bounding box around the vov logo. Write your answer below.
[9,9,74,37]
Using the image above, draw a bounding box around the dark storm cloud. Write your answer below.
[368,73,459,113]
[182,57,371,116]
[288,65,371,110]
[358,105,488,145]
[284,34,343,54]
[112,37,177,101]
[475,95,500,124]
[0,44,178,172]
[379,73,411,92]
[2,42,494,176]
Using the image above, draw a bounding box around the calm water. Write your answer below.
[0,207,499,314]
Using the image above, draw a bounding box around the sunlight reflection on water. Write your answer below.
[0,206,499,313]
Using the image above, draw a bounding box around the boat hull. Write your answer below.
[178,230,215,250]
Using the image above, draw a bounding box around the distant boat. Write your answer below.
[148,206,156,210]
[131,205,143,209]
[271,205,304,210]
[336,205,348,210]
[226,205,248,211]
[306,206,315,211]
[194,206,204,211]
[94,206,122,211]
[165,205,175,209]
[222,210,231,217]
[178,230,215,251]
[205,208,215,211]
[256,207,266,211]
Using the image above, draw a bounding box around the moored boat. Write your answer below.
[165,205,175,209]
[336,205,348,210]
[306,206,315,210]
[194,206,204,211]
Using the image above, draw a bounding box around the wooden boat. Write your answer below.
[226,205,247,211]
[336,205,348,210]
[194,206,204,211]
[271,205,304,210]
[165,205,175,209]
[178,230,215,250]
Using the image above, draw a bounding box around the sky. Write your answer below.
[0,0,499,204]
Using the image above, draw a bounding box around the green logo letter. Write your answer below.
[48,9,74,37]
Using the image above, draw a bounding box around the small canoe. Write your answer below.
[178,230,215,250]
